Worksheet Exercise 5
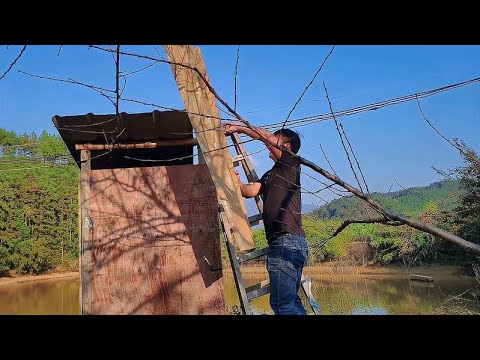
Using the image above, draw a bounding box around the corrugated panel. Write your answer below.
[53,110,194,169]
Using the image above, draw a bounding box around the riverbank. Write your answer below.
[0,262,473,287]
[225,262,471,280]
[0,271,79,287]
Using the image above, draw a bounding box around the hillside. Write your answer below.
[310,180,460,220]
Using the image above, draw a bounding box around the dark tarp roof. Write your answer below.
[53,110,194,170]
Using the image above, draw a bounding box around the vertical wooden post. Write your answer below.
[80,150,92,314]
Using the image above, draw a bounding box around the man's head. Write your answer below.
[270,128,301,160]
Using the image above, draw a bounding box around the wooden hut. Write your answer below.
[53,110,226,315]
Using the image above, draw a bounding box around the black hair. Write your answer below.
[273,128,301,154]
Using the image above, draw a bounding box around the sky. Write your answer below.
[0,45,479,209]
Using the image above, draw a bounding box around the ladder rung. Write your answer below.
[246,280,270,301]
[238,248,270,264]
[248,213,263,227]
[232,155,244,167]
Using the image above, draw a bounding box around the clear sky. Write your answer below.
[1,45,478,208]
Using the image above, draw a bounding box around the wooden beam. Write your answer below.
[80,150,93,315]
[165,45,255,251]
[75,139,198,151]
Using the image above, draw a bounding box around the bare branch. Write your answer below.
[280,45,336,131]
[120,61,158,77]
[18,70,116,107]
[234,45,240,112]
[119,97,233,122]
[152,46,166,61]
[328,216,401,239]
[97,44,480,256]
[320,144,338,177]
[0,45,27,81]
[324,82,365,194]
[340,123,370,195]
[260,77,480,132]
[416,95,466,155]
[115,45,120,114]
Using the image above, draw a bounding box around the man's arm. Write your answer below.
[224,123,283,161]
[234,171,263,198]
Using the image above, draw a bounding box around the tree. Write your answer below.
[441,141,480,246]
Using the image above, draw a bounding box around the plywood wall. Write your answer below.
[83,164,225,314]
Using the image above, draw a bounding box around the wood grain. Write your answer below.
[164,45,254,251]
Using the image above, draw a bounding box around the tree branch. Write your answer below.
[280,45,336,131]
[234,45,240,112]
[0,45,27,81]
[329,216,402,239]
[324,82,365,194]
[91,44,480,256]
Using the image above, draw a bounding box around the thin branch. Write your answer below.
[120,75,127,97]
[279,45,336,131]
[320,144,338,177]
[234,45,240,112]
[416,96,466,155]
[120,97,233,121]
[0,45,27,81]
[394,178,410,192]
[328,216,401,239]
[18,70,115,93]
[95,44,480,256]
[339,123,370,195]
[152,46,166,61]
[260,77,480,132]
[57,45,63,56]
[107,45,117,64]
[307,182,337,194]
[273,172,329,204]
[120,61,158,77]
[115,45,120,115]
[18,70,116,107]
[324,82,365,194]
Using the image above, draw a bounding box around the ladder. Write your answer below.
[219,133,322,315]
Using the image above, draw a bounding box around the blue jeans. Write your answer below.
[267,233,308,315]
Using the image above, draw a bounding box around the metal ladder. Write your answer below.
[219,133,321,315]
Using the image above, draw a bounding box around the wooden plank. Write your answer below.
[164,45,255,252]
[87,164,225,314]
[80,150,93,315]
[75,139,198,150]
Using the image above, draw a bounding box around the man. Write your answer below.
[224,122,308,315]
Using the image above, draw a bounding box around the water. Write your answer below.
[223,272,480,315]
[0,272,478,315]
[0,278,80,315]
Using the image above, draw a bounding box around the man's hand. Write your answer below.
[224,122,244,136]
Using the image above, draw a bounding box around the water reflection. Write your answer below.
[351,307,388,315]
[0,272,478,315]
[0,279,80,315]
[223,272,480,315]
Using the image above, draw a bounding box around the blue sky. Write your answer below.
[1,45,479,208]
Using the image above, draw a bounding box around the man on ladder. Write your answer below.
[224,123,309,315]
